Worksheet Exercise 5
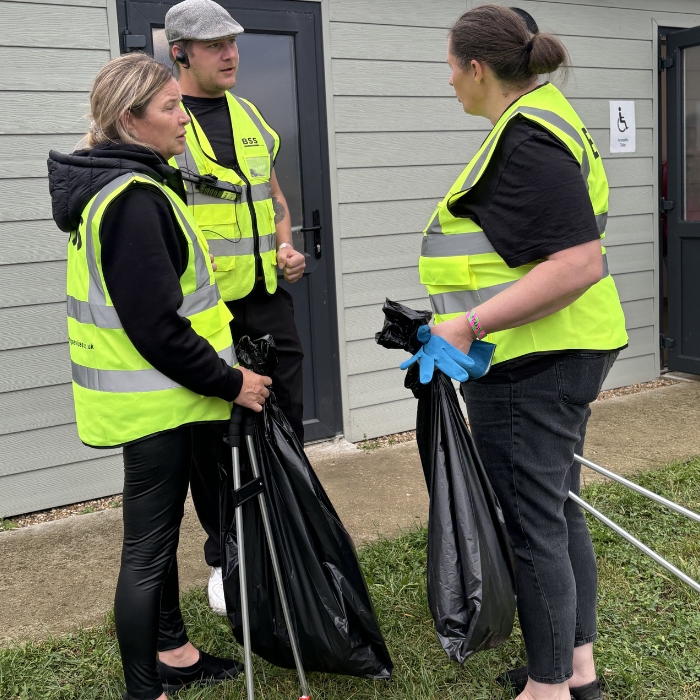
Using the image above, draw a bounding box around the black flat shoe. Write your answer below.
[571,679,604,700]
[158,650,243,692]
[496,666,528,697]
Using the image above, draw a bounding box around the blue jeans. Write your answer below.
[462,352,617,683]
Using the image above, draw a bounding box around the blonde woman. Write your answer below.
[48,53,271,700]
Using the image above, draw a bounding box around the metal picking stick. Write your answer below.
[230,407,255,700]
[243,412,311,700]
[569,491,700,594]
[575,454,700,524]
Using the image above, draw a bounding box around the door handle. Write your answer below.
[300,210,322,259]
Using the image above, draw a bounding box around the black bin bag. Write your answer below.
[376,299,517,663]
[220,335,393,679]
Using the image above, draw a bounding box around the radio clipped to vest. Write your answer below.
[183,173,242,202]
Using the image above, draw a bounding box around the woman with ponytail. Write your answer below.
[416,6,627,700]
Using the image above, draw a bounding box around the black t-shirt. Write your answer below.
[182,95,238,169]
[448,113,610,383]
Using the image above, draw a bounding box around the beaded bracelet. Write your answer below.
[466,309,486,340]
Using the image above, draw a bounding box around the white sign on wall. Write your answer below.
[609,101,636,154]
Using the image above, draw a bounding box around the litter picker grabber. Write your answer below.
[228,404,311,700]
[570,453,700,594]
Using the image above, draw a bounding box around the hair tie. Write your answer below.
[525,37,535,53]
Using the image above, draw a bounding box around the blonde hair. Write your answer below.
[86,53,173,147]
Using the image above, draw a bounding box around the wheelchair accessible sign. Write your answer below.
[609,100,636,153]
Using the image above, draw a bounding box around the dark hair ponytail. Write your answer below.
[450,5,569,89]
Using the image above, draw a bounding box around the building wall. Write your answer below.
[0,0,117,517]
[3,0,700,515]
[330,0,700,441]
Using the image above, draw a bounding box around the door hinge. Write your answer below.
[123,31,146,51]
[660,335,676,349]
[659,56,674,72]
[660,197,675,212]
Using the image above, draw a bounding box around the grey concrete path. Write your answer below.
[2,380,699,645]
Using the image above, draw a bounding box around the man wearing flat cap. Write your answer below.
[165,0,306,615]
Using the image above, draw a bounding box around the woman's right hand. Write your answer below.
[234,367,272,412]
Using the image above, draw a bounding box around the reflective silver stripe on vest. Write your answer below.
[85,173,136,308]
[67,296,122,329]
[72,346,236,393]
[513,106,591,186]
[421,231,495,257]
[207,232,276,257]
[430,253,610,315]
[177,284,222,317]
[68,286,221,329]
[232,95,276,158]
[596,212,608,235]
[77,174,219,329]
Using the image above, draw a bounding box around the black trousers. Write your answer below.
[190,283,305,568]
[462,352,617,684]
[114,423,230,700]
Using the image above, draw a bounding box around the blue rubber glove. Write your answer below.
[400,325,474,383]
[399,325,497,384]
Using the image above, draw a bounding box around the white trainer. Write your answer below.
[208,566,227,616]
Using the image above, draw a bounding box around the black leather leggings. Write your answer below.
[114,423,228,700]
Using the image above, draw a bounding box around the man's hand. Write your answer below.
[277,245,306,283]
[234,367,272,413]
[210,253,217,272]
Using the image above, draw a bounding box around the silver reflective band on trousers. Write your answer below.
[429,254,609,315]
[72,346,236,393]
[206,232,276,257]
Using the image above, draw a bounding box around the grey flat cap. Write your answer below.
[165,0,244,43]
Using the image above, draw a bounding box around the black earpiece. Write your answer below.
[174,48,190,69]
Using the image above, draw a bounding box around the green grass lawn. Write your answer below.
[1,458,699,700]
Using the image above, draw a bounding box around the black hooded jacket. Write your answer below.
[48,143,243,403]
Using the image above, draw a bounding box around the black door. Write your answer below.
[117,0,342,440]
[666,25,700,374]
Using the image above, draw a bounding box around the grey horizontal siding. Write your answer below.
[332,62,652,99]
[0,47,109,91]
[3,92,91,134]
[334,97,654,133]
[0,383,74,435]
[329,0,465,27]
[0,221,67,265]
[480,0,700,40]
[0,455,122,520]
[0,260,65,308]
[0,134,83,179]
[0,0,112,515]
[0,422,119,477]
[334,127,652,168]
[0,178,52,221]
[0,0,109,48]
[0,343,71,393]
[0,302,67,350]
[337,160,652,204]
[330,24,653,70]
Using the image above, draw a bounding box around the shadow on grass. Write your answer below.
[1,459,699,699]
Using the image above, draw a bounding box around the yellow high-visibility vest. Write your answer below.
[419,83,628,365]
[172,93,280,301]
[66,172,235,447]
